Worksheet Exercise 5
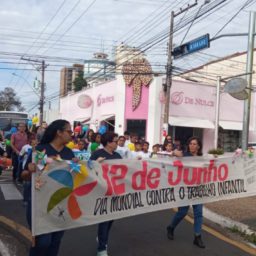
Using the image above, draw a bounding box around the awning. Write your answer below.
[219,121,242,131]
[99,114,115,127]
[74,117,91,124]
[100,114,115,121]
[169,116,214,129]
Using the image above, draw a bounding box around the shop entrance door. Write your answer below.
[126,120,146,139]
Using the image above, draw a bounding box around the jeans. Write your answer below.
[29,231,64,256]
[26,196,64,256]
[11,152,19,180]
[168,204,203,235]
[23,181,31,203]
[97,221,113,251]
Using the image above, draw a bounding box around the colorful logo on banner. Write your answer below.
[47,163,97,220]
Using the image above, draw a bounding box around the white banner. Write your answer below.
[32,153,256,236]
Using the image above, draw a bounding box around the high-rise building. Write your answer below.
[60,64,84,96]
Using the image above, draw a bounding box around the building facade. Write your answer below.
[60,64,84,96]
[59,48,256,153]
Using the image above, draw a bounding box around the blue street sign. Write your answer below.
[173,34,210,59]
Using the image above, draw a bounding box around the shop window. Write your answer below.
[172,126,193,146]
[126,120,146,138]
[218,128,241,152]
[171,127,203,151]
[102,119,115,132]
[193,128,203,140]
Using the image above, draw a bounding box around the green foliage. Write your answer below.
[73,72,87,92]
[229,225,256,245]
[208,148,224,155]
[0,87,25,111]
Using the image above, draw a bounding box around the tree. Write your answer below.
[0,87,25,111]
[73,71,87,92]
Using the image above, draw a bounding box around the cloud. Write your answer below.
[0,0,255,113]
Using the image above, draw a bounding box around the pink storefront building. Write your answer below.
[59,58,254,153]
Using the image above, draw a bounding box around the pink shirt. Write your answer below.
[11,132,28,152]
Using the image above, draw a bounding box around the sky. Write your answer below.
[0,0,255,114]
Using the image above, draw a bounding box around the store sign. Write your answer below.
[77,94,93,109]
[171,91,214,107]
[173,34,210,59]
[97,94,114,107]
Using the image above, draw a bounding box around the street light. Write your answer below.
[12,73,40,98]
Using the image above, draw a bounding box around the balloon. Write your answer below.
[10,127,17,134]
[74,126,81,133]
[66,141,75,149]
[90,143,99,152]
[27,120,32,127]
[82,126,88,132]
[98,125,107,135]
[5,139,11,146]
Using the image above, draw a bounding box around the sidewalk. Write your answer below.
[204,196,256,247]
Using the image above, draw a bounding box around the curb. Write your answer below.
[0,215,31,247]
[204,207,256,249]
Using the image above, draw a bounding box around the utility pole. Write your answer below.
[242,11,256,151]
[163,1,198,140]
[214,76,221,149]
[21,57,47,125]
[39,60,46,126]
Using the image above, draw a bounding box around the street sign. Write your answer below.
[224,78,247,93]
[172,34,210,59]
[229,90,249,100]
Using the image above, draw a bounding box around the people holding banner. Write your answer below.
[22,119,75,256]
[90,132,122,256]
[166,136,205,248]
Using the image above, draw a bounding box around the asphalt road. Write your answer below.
[0,170,255,256]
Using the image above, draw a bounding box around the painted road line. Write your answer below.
[0,184,22,200]
[182,211,256,255]
[0,215,31,242]
[0,238,11,256]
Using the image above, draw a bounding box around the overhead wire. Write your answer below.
[88,0,228,84]
[40,0,97,55]
[9,0,68,91]
[3,0,250,109]
[212,0,254,39]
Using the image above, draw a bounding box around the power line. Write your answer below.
[40,0,97,55]
[9,0,68,90]
[212,0,254,39]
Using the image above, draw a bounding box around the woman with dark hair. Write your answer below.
[163,135,172,145]
[88,132,102,153]
[22,119,74,256]
[84,129,94,149]
[166,136,205,248]
[90,131,122,256]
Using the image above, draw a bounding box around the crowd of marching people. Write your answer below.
[0,119,206,256]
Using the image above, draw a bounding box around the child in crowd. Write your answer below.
[19,136,38,205]
[158,142,174,158]
[73,140,91,161]
[88,133,103,153]
[141,141,151,159]
[116,136,129,158]
[129,141,143,159]
[150,144,160,158]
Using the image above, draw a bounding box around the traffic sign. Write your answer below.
[172,34,210,59]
